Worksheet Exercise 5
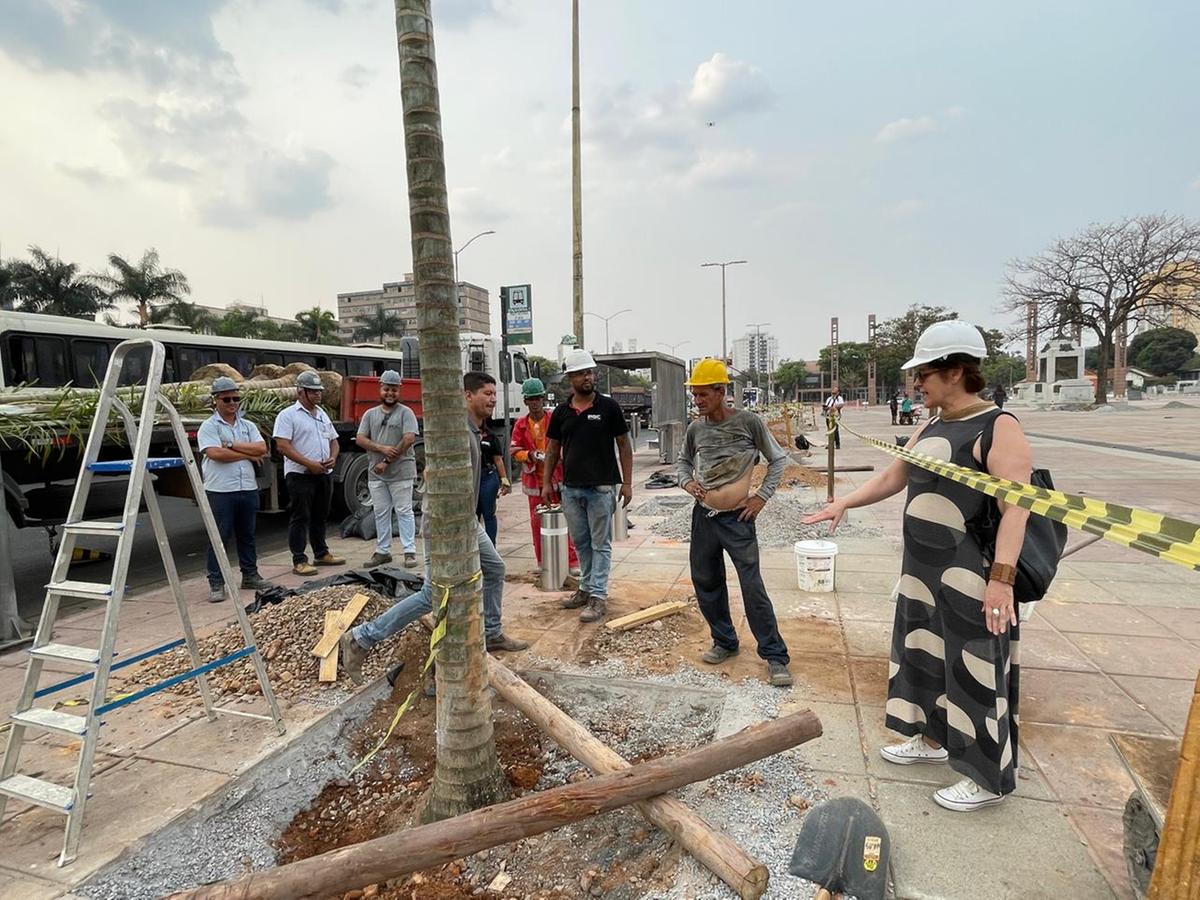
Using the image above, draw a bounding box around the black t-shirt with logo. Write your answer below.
[548,394,629,487]
[477,422,502,474]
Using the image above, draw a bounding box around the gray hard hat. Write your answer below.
[296,371,325,390]
[211,376,240,393]
[380,369,402,386]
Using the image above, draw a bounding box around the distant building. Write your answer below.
[190,301,296,332]
[628,338,638,352]
[337,275,490,344]
[731,330,778,375]
[611,340,623,353]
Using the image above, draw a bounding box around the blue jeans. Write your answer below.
[561,485,615,600]
[477,467,500,547]
[205,490,260,588]
[690,505,789,664]
[351,522,505,648]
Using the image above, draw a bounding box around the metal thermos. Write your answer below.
[538,504,569,591]
[612,490,629,542]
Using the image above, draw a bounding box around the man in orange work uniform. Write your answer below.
[510,378,580,577]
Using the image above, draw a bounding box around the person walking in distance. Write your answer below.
[542,350,633,623]
[992,383,1008,409]
[889,392,899,426]
[355,370,420,569]
[339,372,529,683]
[197,376,273,602]
[475,410,511,548]
[272,370,346,576]
[510,377,580,577]
[677,359,793,687]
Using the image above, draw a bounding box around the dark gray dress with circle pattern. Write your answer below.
[885,406,1019,795]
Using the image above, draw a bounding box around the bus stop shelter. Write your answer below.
[593,351,687,464]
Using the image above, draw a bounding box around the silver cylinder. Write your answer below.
[538,504,569,591]
[612,492,628,542]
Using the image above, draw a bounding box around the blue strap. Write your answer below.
[95,647,255,715]
[34,639,186,699]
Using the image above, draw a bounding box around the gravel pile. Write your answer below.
[648,488,881,548]
[128,586,407,701]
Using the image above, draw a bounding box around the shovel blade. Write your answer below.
[789,797,890,900]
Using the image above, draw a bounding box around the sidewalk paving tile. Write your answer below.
[1042,578,1124,605]
[1019,629,1098,672]
[776,616,847,656]
[783,653,855,705]
[785,699,867,775]
[771,591,839,621]
[1062,561,1192,585]
[1111,674,1197,735]
[831,571,898,595]
[849,655,889,707]
[1136,605,1200,640]
[842,620,892,657]
[1066,806,1137,900]
[1068,633,1200,680]
[834,553,900,573]
[1033,601,1172,637]
[1022,723,1136,810]
[837,593,896,622]
[1102,581,1200,608]
[0,873,63,899]
[607,561,686,583]
[1021,669,1170,733]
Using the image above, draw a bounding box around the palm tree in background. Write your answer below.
[294,306,340,344]
[96,249,190,327]
[11,246,113,319]
[150,299,217,333]
[395,0,507,821]
[0,258,18,310]
[354,307,405,345]
[214,307,270,339]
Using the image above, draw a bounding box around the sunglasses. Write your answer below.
[912,366,942,383]
[219,396,242,403]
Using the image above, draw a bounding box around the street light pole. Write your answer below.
[453,229,496,313]
[571,0,585,347]
[657,340,690,357]
[584,308,632,355]
[700,259,747,360]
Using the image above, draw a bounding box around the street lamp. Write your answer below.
[700,259,747,361]
[657,340,690,357]
[746,321,771,402]
[584,308,632,355]
[453,229,496,312]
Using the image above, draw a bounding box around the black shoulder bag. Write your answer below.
[965,411,1067,603]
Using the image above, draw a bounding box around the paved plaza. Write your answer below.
[1,399,1197,898]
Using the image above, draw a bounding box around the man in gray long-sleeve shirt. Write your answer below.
[677,359,793,687]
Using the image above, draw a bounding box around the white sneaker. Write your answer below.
[880,734,949,766]
[933,777,1004,812]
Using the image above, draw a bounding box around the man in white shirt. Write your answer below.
[272,370,347,576]
[823,392,845,450]
[197,376,272,602]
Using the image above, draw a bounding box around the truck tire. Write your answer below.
[335,452,372,518]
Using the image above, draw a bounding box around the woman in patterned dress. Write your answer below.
[805,321,1033,811]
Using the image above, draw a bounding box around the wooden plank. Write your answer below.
[1148,673,1200,900]
[605,599,690,632]
[309,593,370,658]
[168,709,823,900]
[318,611,340,683]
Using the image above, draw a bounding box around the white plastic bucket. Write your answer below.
[794,539,838,592]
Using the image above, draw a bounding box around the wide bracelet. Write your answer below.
[989,563,1017,586]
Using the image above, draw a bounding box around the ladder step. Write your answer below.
[45,580,114,599]
[31,643,101,666]
[0,774,74,813]
[11,708,88,736]
[63,520,125,536]
[87,457,184,473]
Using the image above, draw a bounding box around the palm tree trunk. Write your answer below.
[394,0,506,820]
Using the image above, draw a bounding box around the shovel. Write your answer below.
[789,797,891,900]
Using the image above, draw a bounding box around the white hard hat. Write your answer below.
[562,348,598,374]
[901,320,988,369]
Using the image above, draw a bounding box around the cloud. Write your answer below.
[688,53,772,119]
[196,149,336,228]
[874,115,939,144]
[55,162,122,187]
[675,150,760,189]
[437,0,514,31]
[450,187,512,225]
[340,63,375,91]
[883,198,928,217]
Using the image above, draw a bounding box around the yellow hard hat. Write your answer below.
[685,358,731,386]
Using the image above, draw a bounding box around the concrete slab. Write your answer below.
[1068,633,1200,680]
[1042,578,1123,604]
[1066,561,1192,585]
[1067,805,1137,900]
[770,590,839,621]
[837,593,896,622]
[1102,580,1200,608]
[134,705,304,775]
[784,700,867,776]
[1034,600,1173,637]
[1022,723,1136,810]
[860,709,954,787]
[1137,604,1200,639]
[1112,674,1197,735]
[777,616,847,656]
[834,554,901,573]
[0,871,64,899]
[876,781,1115,900]
[842,620,892,657]
[782,653,856,705]
[1019,629,1098,672]
[607,560,686,583]
[831,571,899,595]
[1022,669,1172,733]
[849,655,889,707]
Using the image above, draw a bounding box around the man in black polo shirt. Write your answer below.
[542,349,632,623]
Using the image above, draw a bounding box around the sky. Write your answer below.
[3,0,1200,364]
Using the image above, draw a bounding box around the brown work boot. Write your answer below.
[579,596,607,623]
[292,561,318,576]
[561,588,589,609]
[314,552,346,567]
[486,633,530,652]
[340,632,369,684]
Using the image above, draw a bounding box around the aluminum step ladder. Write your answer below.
[0,338,284,866]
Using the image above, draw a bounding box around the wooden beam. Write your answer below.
[488,658,769,898]
[605,600,690,632]
[167,709,823,900]
[318,611,339,683]
[1149,672,1200,900]
[309,593,370,658]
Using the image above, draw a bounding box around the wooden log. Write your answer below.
[167,709,822,900]
[309,593,370,658]
[605,599,691,632]
[488,658,769,898]
[1149,672,1200,900]
[318,611,339,682]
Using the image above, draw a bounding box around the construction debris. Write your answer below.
[605,598,692,632]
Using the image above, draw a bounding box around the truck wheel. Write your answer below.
[336,453,372,517]
[1123,792,1158,899]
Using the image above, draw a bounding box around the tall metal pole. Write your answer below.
[701,259,747,361]
[571,0,585,347]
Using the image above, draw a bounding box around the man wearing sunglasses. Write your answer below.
[197,376,272,602]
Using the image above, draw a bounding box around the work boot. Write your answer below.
[768,661,794,687]
[314,552,346,567]
[292,561,318,576]
[486,633,530,652]
[340,631,368,684]
[366,552,392,568]
[404,552,418,569]
[579,596,607,623]
[207,585,225,603]
[701,644,740,665]
[240,573,272,591]
[561,588,589,609]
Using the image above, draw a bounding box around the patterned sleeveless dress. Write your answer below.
[885,406,1020,796]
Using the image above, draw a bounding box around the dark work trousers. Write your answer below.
[477,467,500,547]
[205,489,260,588]
[689,505,789,664]
[285,472,332,564]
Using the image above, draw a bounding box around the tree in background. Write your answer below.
[818,340,871,391]
[0,258,18,310]
[395,0,507,819]
[1006,215,1200,403]
[294,306,341,344]
[10,246,112,319]
[873,304,959,390]
[150,299,216,334]
[96,249,190,327]
[214,307,271,339]
[1127,326,1199,376]
[773,359,807,400]
[354,307,405,345]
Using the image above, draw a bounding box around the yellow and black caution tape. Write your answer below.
[349,569,482,775]
[839,421,1200,573]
